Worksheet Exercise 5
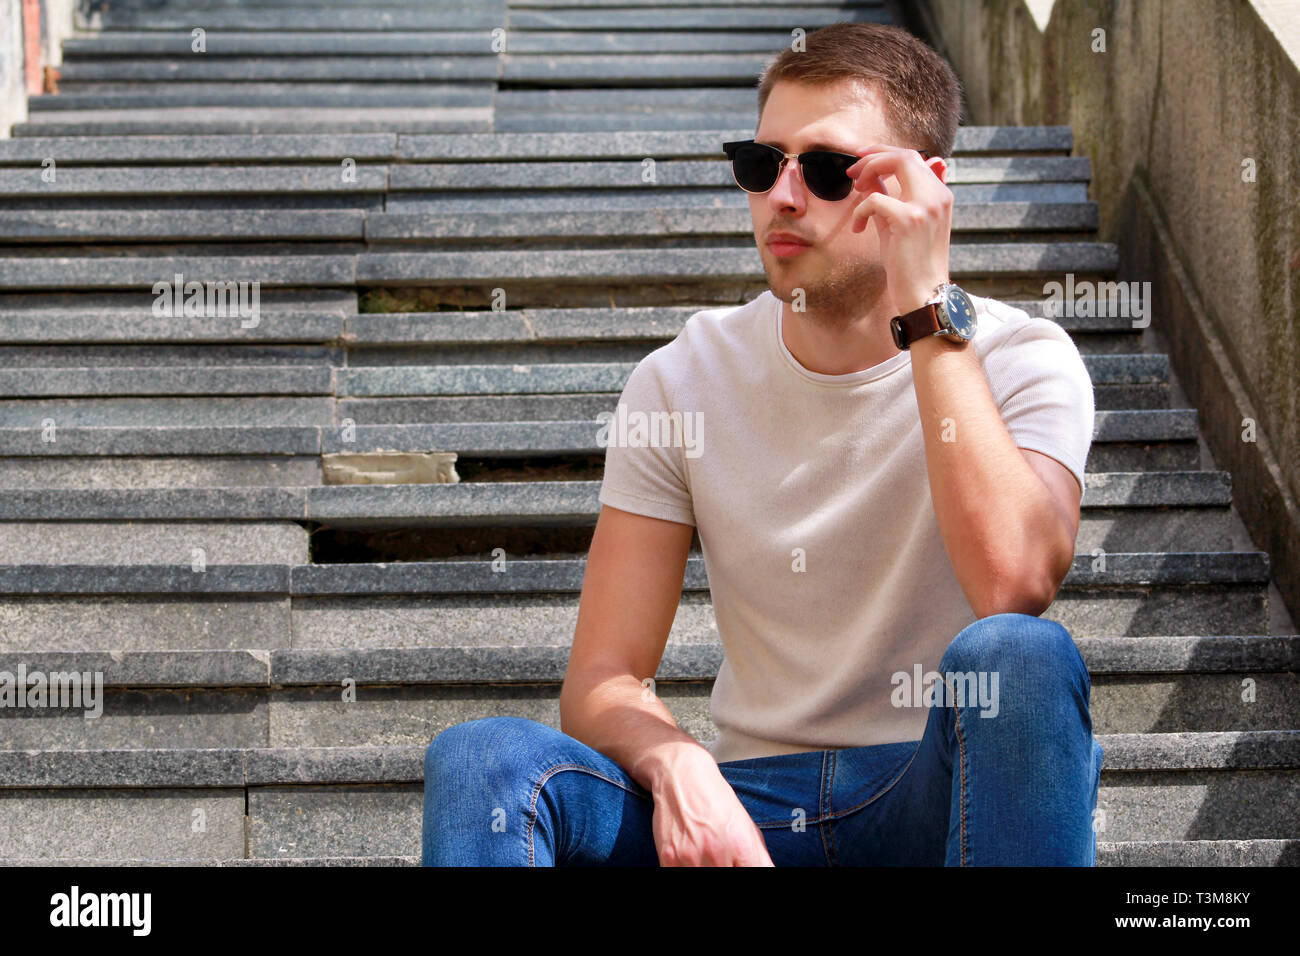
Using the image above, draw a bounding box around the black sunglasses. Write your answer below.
[722,139,932,202]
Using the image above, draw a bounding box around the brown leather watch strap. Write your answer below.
[892,301,943,349]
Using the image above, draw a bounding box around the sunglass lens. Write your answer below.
[732,144,781,193]
[802,153,855,201]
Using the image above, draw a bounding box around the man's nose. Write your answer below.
[768,157,806,207]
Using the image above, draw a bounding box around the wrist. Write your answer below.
[894,277,949,317]
[635,738,718,793]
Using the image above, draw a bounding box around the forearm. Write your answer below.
[909,333,1072,615]
[559,670,711,793]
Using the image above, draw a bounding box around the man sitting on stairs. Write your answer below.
[422,21,1104,866]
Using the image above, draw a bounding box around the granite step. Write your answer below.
[51,59,500,84]
[6,841,1299,865]
[60,33,502,58]
[0,290,352,344]
[384,184,1093,214]
[0,404,1198,463]
[60,27,895,58]
[12,109,492,137]
[0,298,1140,349]
[333,354,1166,398]
[0,355,1151,399]
[0,396,335,428]
[385,155,1093,190]
[1,636,1294,751]
[84,6,881,33]
[0,733,1293,858]
[0,204,1100,245]
[1096,839,1300,866]
[28,84,495,112]
[0,127,1074,164]
[351,243,1119,287]
[0,365,332,397]
[0,255,356,291]
[0,472,1240,520]
[0,456,321,489]
[392,126,1076,161]
[344,300,1146,350]
[339,385,1160,415]
[0,210,367,242]
[0,134,401,165]
[0,344,340,367]
[0,522,308,565]
[0,245,1113,291]
[0,408,1195,445]
[0,165,388,197]
[86,9,509,32]
[0,550,1271,640]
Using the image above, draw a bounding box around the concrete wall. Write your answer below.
[42,0,76,68]
[0,0,77,136]
[0,0,24,136]
[914,0,1300,623]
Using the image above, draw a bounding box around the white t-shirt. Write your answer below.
[597,289,1094,763]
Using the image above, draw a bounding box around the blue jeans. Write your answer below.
[423,612,1105,865]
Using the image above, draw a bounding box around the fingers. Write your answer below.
[851,190,908,234]
[847,144,932,201]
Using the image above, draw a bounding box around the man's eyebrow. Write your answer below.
[756,138,858,155]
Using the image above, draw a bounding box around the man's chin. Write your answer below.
[762,266,811,302]
[769,280,817,305]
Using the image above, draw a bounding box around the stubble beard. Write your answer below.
[766,248,890,331]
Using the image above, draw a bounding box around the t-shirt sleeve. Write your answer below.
[597,353,697,527]
[981,316,1094,502]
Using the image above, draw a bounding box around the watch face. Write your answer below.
[942,287,978,340]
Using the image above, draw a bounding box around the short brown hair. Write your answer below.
[756,22,962,158]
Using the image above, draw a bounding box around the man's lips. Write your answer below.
[766,232,811,247]
[767,232,812,257]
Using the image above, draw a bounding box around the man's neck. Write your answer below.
[779,296,904,376]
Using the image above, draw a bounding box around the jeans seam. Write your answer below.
[824,742,921,819]
[526,762,652,867]
[819,749,839,866]
[946,673,970,867]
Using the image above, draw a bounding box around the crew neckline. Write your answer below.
[771,291,912,386]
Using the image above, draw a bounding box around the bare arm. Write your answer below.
[560,503,700,788]
[560,504,773,865]
[909,332,1079,617]
[849,145,1079,618]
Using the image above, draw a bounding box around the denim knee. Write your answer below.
[424,716,547,788]
[940,612,1089,691]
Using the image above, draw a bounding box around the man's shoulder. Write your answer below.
[636,291,773,377]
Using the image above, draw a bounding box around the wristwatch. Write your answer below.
[890,282,978,349]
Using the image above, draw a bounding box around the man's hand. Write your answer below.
[647,743,775,866]
[844,144,953,316]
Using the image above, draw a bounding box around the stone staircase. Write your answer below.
[0,0,1295,866]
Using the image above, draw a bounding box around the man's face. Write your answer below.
[750,78,909,323]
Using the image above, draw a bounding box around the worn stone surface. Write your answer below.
[0,789,244,859]
[247,785,423,859]
[1097,771,1300,842]
[1097,839,1300,866]
[0,522,305,565]
[0,456,321,488]
[289,592,717,649]
[0,688,270,750]
[1091,673,1300,735]
[0,595,292,652]
[322,451,458,485]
